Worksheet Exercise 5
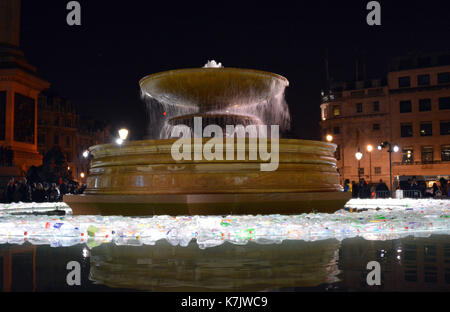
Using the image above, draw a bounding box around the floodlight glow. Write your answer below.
[393,145,400,152]
[326,134,333,142]
[116,138,124,145]
[355,151,363,160]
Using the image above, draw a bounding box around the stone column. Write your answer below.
[0,0,21,47]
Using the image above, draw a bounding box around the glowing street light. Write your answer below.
[355,149,363,181]
[116,138,124,145]
[326,134,333,142]
[367,144,373,183]
[82,150,89,158]
[118,128,129,141]
[378,141,400,196]
[80,172,85,179]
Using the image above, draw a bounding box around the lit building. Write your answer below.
[320,52,450,188]
[37,90,78,174]
[37,91,112,183]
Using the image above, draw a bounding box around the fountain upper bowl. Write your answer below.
[139,68,289,111]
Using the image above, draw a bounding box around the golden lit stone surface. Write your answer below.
[64,138,350,215]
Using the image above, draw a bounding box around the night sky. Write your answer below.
[19,0,450,140]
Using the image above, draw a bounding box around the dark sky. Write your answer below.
[19,0,450,140]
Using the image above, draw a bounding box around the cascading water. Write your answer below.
[141,61,291,139]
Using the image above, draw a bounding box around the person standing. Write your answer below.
[18,178,32,202]
[343,179,351,192]
[32,183,47,203]
[352,181,358,198]
[6,178,15,203]
[48,183,60,202]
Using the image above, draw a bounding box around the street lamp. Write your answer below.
[80,172,85,179]
[378,141,400,196]
[82,150,89,158]
[118,128,129,141]
[367,144,373,183]
[326,134,333,142]
[355,149,363,181]
[116,128,129,145]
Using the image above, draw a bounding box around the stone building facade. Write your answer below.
[320,52,450,188]
[37,91,111,183]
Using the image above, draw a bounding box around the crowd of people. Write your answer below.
[343,176,450,199]
[4,177,86,203]
[400,177,450,197]
[344,178,389,199]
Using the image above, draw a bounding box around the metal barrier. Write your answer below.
[375,191,391,198]
[402,190,422,199]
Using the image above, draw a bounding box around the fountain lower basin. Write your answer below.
[64,138,350,215]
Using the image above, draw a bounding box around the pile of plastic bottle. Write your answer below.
[0,202,71,215]
[0,199,448,249]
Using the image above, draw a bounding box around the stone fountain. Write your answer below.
[64,62,350,215]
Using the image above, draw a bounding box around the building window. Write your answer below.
[437,72,450,84]
[417,74,430,86]
[421,146,434,163]
[333,126,340,134]
[419,99,432,112]
[400,100,412,113]
[54,135,59,145]
[66,136,71,147]
[439,97,450,110]
[374,167,381,174]
[420,122,432,136]
[373,123,380,131]
[356,103,363,113]
[401,123,413,137]
[441,121,450,135]
[373,101,380,112]
[441,145,450,161]
[332,105,341,117]
[398,76,411,88]
[359,168,364,175]
[65,119,72,128]
[402,147,414,164]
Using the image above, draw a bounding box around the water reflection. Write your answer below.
[338,235,450,291]
[0,234,449,291]
[89,239,341,291]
